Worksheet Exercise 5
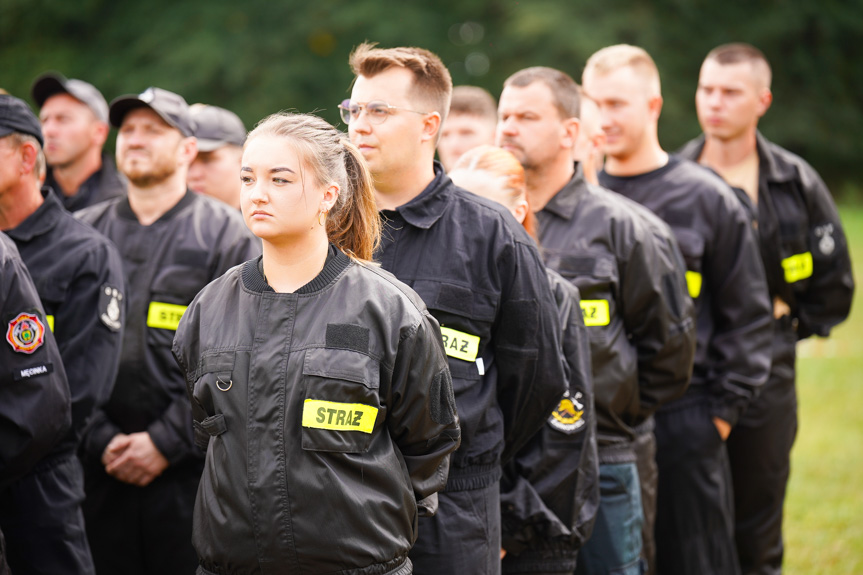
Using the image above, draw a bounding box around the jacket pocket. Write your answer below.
[301,347,381,454]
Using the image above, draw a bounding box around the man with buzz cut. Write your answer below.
[437,85,498,171]
[0,93,125,575]
[678,43,853,575]
[497,65,696,575]
[32,73,127,211]
[344,44,567,575]
[583,44,774,575]
[76,87,260,575]
[187,103,246,209]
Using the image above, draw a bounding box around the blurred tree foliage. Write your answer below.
[2,0,860,190]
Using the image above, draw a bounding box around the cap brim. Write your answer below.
[195,138,229,152]
[31,74,69,108]
[109,96,185,135]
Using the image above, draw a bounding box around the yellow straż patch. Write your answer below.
[580,300,610,327]
[147,302,188,330]
[302,399,378,434]
[439,327,480,362]
[782,252,814,283]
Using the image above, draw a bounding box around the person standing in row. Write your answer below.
[437,85,498,171]
[497,66,696,575]
[31,73,127,211]
[450,145,600,575]
[187,103,246,210]
[679,43,854,575]
[0,93,125,575]
[583,44,773,575]
[76,87,260,575]
[174,111,460,575]
[344,44,567,575]
[0,230,71,575]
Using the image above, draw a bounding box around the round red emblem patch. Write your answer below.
[6,313,46,354]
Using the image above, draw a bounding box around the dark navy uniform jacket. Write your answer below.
[76,191,260,467]
[376,163,567,491]
[501,271,599,572]
[47,153,127,213]
[0,233,70,490]
[679,133,854,341]
[538,165,697,461]
[7,188,124,456]
[600,155,773,426]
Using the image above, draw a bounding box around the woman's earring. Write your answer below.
[318,210,327,226]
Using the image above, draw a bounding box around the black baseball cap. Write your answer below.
[0,94,44,147]
[190,105,246,151]
[31,73,110,124]
[109,87,196,137]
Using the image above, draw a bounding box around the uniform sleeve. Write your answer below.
[0,249,71,490]
[703,193,773,426]
[496,241,568,464]
[385,312,460,515]
[794,163,854,338]
[620,221,697,419]
[56,241,125,446]
[501,277,599,554]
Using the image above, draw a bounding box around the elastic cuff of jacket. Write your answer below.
[85,422,122,461]
[146,421,185,466]
[444,463,502,491]
[709,398,744,429]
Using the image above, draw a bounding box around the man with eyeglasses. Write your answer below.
[343,43,567,575]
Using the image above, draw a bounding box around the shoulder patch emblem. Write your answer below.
[99,285,123,331]
[6,312,46,354]
[548,391,586,434]
[814,224,835,256]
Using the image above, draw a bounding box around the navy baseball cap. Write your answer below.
[190,104,246,151]
[109,87,196,137]
[0,94,44,147]
[31,73,110,124]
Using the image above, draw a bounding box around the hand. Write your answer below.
[712,417,731,441]
[773,296,791,320]
[105,432,169,487]
[102,433,131,467]
[500,549,507,560]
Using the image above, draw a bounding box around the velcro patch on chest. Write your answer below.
[439,327,480,362]
[302,400,378,434]
[580,300,610,327]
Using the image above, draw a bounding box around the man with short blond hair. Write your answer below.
[32,73,126,211]
[437,85,497,170]
[345,44,567,575]
[584,44,773,575]
[572,94,605,185]
[679,43,853,575]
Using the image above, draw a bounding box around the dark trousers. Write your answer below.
[0,453,95,575]
[83,458,203,575]
[655,394,740,575]
[727,328,798,575]
[575,462,643,575]
[633,427,657,575]
[410,481,501,575]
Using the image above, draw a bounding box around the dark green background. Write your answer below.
[2,0,860,192]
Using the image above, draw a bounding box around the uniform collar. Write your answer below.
[6,187,64,242]
[116,188,196,223]
[391,161,451,230]
[242,245,350,294]
[541,163,588,221]
[756,131,796,184]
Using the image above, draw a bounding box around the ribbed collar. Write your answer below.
[242,245,350,294]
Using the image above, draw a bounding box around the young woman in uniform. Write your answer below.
[173,112,460,575]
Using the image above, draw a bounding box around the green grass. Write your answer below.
[784,205,863,573]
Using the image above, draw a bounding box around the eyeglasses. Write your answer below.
[338,99,429,125]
